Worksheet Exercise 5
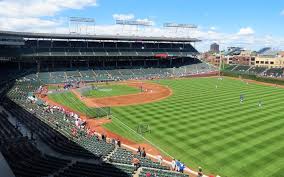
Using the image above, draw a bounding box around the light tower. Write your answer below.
[69,17,96,35]
[163,23,197,38]
[115,19,153,35]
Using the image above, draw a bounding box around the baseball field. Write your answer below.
[82,84,140,98]
[48,91,98,117]
[47,77,284,177]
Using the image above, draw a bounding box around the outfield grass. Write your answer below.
[47,85,61,90]
[82,84,140,98]
[103,78,284,177]
[48,91,97,117]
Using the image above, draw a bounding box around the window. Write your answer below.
[270,61,274,64]
[260,61,264,64]
[256,61,259,64]
[265,61,269,64]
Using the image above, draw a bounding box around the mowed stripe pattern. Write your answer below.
[82,84,140,98]
[104,78,284,177]
[48,92,97,117]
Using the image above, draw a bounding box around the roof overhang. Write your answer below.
[0,30,201,43]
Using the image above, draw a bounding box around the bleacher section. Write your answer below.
[223,64,284,79]
[232,65,251,73]
[248,66,267,74]
[264,68,283,77]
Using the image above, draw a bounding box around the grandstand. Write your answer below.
[0,30,217,177]
[0,30,214,82]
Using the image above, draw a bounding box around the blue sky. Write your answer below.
[0,0,283,51]
[73,0,284,35]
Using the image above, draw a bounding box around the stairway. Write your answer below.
[48,159,77,177]
[103,146,117,161]
[231,65,239,71]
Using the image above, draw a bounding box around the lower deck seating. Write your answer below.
[1,139,70,177]
[56,161,134,177]
[0,112,22,145]
[110,148,169,170]
[22,62,217,84]
[3,98,99,159]
[140,168,189,177]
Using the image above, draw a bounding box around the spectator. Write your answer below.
[137,146,141,156]
[179,162,185,173]
[157,154,163,165]
[111,138,116,145]
[146,172,151,177]
[171,158,176,171]
[117,138,121,147]
[132,156,140,171]
[175,159,181,172]
[198,166,203,177]
[141,147,146,157]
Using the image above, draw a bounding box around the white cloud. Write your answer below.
[281,10,284,16]
[0,0,97,17]
[237,27,255,36]
[0,0,97,32]
[112,13,155,26]
[113,14,135,20]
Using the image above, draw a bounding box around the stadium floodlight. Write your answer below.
[163,23,197,29]
[70,17,96,23]
[115,20,153,26]
[115,19,153,34]
[69,17,96,35]
[164,22,197,38]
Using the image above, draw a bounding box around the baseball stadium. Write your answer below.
[0,27,284,177]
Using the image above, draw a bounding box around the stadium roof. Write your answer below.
[0,30,201,43]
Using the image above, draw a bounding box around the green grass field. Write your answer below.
[47,85,61,90]
[82,84,140,98]
[103,78,284,177]
[48,92,98,117]
[48,78,284,177]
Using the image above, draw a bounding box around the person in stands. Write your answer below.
[132,155,140,171]
[157,154,163,165]
[141,147,146,157]
[175,159,181,172]
[117,138,121,147]
[137,146,141,156]
[179,162,185,173]
[145,172,151,177]
[101,134,105,141]
[197,166,203,177]
[171,159,176,171]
